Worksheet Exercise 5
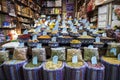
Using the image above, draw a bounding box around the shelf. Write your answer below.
[96,0,114,6]
[17,14,33,19]
[0,27,16,30]
[19,21,30,24]
[16,0,29,7]
[43,6,62,8]
[46,14,62,16]
[0,11,16,17]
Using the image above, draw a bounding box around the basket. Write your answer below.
[65,62,86,80]
[70,43,81,48]
[101,57,120,80]
[0,62,6,80]
[100,37,115,43]
[86,62,105,80]
[43,62,65,80]
[23,62,43,80]
[3,60,26,80]
[38,38,51,44]
[48,42,59,48]
[78,38,95,44]
[57,37,72,44]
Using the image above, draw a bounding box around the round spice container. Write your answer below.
[65,62,86,80]
[48,41,59,48]
[101,56,120,80]
[38,35,51,44]
[93,42,104,48]
[43,61,65,80]
[0,62,6,80]
[3,60,27,80]
[18,34,31,42]
[86,62,105,80]
[70,40,81,48]
[23,62,43,80]
[57,36,72,44]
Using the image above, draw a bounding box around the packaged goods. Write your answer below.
[32,48,46,62]
[13,48,27,60]
[67,49,83,62]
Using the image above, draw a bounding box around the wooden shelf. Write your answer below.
[96,0,114,6]
[0,27,16,30]
[19,21,30,24]
[46,14,62,16]
[17,14,33,19]
[43,6,62,8]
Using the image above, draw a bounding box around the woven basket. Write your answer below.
[3,60,26,80]
[86,63,105,80]
[101,58,120,80]
[0,62,6,80]
[23,62,43,80]
[65,62,86,80]
[43,62,65,80]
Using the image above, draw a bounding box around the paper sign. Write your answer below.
[79,26,83,30]
[10,60,16,64]
[88,45,94,49]
[19,42,24,47]
[118,54,120,60]
[53,56,58,64]
[32,35,37,40]
[37,43,42,48]
[72,55,78,63]
[52,37,56,42]
[43,32,47,35]
[102,33,107,37]
[83,32,87,36]
[2,47,6,51]
[95,37,100,43]
[32,56,38,65]
[110,48,117,56]
[87,26,90,30]
[91,56,97,64]
[23,30,28,34]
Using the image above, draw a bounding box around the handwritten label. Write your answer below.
[43,31,47,35]
[102,33,107,37]
[53,56,58,64]
[79,26,83,30]
[37,43,42,48]
[32,56,38,65]
[23,30,28,34]
[118,54,120,60]
[72,55,78,63]
[10,60,16,64]
[88,45,94,49]
[19,42,24,47]
[91,56,97,64]
[52,37,56,42]
[110,48,117,56]
[83,32,87,36]
[32,35,37,40]
[95,37,100,43]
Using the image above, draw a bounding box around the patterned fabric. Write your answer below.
[23,63,43,80]
[65,63,86,80]
[43,62,65,80]
[86,63,105,80]
[3,60,26,80]
[101,59,120,80]
[0,63,6,80]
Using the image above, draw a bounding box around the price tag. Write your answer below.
[43,31,47,35]
[79,26,83,30]
[32,56,38,65]
[88,45,94,49]
[91,56,97,64]
[32,35,37,40]
[2,47,6,51]
[87,26,90,30]
[82,32,87,36]
[10,60,16,64]
[92,30,97,34]
[118,54,120,60]
[53,56,58,64]
[95,37,100,43]
[110,48,117,56]
[52,37,56,42]
[102,33,107,37]
[72,55,78,63]
[73,29,78,33]
[37,43,42,48]
[23,30,28,34]
[19,42,24,47]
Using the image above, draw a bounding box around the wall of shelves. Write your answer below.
[41,0,63,18]
[0,0,41,44]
